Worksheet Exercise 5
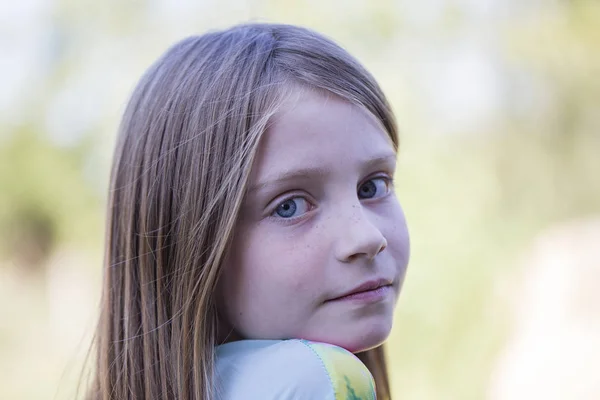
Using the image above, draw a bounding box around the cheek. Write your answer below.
[219,225,327,336]
[381,202,411,264]
[242,223,328,283]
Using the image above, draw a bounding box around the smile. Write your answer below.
[327,279,393,303]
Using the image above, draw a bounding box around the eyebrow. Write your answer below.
[247,153,397,194]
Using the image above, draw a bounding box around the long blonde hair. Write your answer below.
[86,23,398,400]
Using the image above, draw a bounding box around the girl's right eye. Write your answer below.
[272,197,312,219]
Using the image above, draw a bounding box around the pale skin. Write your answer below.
[218,88,410,353]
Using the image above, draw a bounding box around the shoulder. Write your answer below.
[296,340,377,400]
[215,339,376,400]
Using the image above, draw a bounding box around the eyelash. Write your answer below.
[358,175,394,201]
[268,174,394,221]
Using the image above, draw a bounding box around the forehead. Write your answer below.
[251,89,395,178]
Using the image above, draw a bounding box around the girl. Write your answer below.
[86,23,410,400]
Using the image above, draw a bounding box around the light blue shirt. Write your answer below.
[215,339,376,399]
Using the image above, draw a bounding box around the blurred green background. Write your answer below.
[1,0,599,399]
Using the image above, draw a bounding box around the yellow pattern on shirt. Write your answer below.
[303,341,376,400]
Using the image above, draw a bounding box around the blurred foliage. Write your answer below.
[0,127,103,267]
[0,0,599,399]
[388,2,600,397]
[496,0,600,227]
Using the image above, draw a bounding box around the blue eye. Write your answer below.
[358,177,390,199]
[273,197,311,218]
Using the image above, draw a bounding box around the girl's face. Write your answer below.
[218,88,410,353]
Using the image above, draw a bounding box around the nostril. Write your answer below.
[378,238,388,254]
[366,239,387,261]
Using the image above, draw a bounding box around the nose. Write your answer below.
[334,204,387,263]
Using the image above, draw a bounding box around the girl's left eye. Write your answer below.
[358,177,391,200]
[272,197,312,219]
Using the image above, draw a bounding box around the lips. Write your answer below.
[328,278,393,301]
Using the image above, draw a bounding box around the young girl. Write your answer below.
[86,23,410,400]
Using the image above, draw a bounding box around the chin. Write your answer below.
[302,317,393,354]
[340,329,390,353]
